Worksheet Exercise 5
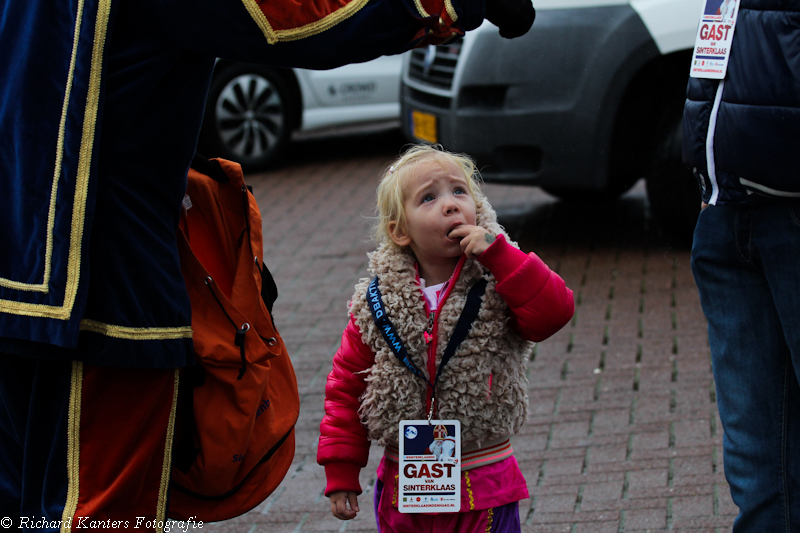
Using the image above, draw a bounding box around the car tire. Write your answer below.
[645,115,701,246]
[200,63,295,172]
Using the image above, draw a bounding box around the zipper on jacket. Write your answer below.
[424,311,435,344]
[706,79,725,205]
[425,311,439,414]
[421,256,466,416]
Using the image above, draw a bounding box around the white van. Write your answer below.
[401,0,704,239]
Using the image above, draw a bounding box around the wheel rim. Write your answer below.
[214,73,285,161]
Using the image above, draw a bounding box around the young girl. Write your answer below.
[317,144,574,532]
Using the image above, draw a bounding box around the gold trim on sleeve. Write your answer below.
[239,0,278,44]
[444,0,458,23]
[155,369,180,532]
[241,0,371,44]
[0,0,111,319]
[80,319,193,340]
[60,361,83,533]
[413,0,431,18]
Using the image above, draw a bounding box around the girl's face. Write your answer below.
[389,158,477,268]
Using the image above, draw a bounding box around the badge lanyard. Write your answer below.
[367,276,487,422]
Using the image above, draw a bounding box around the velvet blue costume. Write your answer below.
[0,0,506,525]
[0,0,484,367]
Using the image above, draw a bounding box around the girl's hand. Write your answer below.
[329,491,360,520]
[448,224,496,259]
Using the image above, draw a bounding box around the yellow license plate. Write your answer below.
[411,110,437,143]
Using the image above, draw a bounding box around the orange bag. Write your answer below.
[169,156,299,522]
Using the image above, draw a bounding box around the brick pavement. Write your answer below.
[198,132,736,533]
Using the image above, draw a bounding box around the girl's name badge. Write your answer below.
[398,420,461,513]
[690,0,740,79]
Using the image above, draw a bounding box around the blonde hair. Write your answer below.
[374,144,484,247]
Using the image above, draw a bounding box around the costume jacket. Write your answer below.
[682,0,800,205]
[0,0,484,367]
[317,197,574,495]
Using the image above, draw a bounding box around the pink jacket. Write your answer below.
[318,235,574,495]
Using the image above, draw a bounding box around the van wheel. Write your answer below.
[200,64,295,172]
[645,117,701,246]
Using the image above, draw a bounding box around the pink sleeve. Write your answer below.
[478,235,574,342]
[317,315,375,495]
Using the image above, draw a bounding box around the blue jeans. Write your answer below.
[692,202,800,532]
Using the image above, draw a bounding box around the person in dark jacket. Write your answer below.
[682,1,800,530]
[0,0,535,527]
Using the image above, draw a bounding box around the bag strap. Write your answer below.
[260,263,279,318]
[191,153,230,183]
[440,277,487,369]
[368,277,432,387]
[368,276,488,405]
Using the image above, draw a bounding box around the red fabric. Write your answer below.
[73,364,176,527]
[317,318,374,495]
[318,241,574,495]
[475,234,527,281]
[477,235,575,342]
[324,461,364,496]
[257,0,349,32]
[255,0,461,41]
[407,0,466,49]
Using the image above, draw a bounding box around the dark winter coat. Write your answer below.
[682,0,800,205]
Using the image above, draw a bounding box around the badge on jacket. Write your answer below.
[398,420,461,513]
[690,0,740,79]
